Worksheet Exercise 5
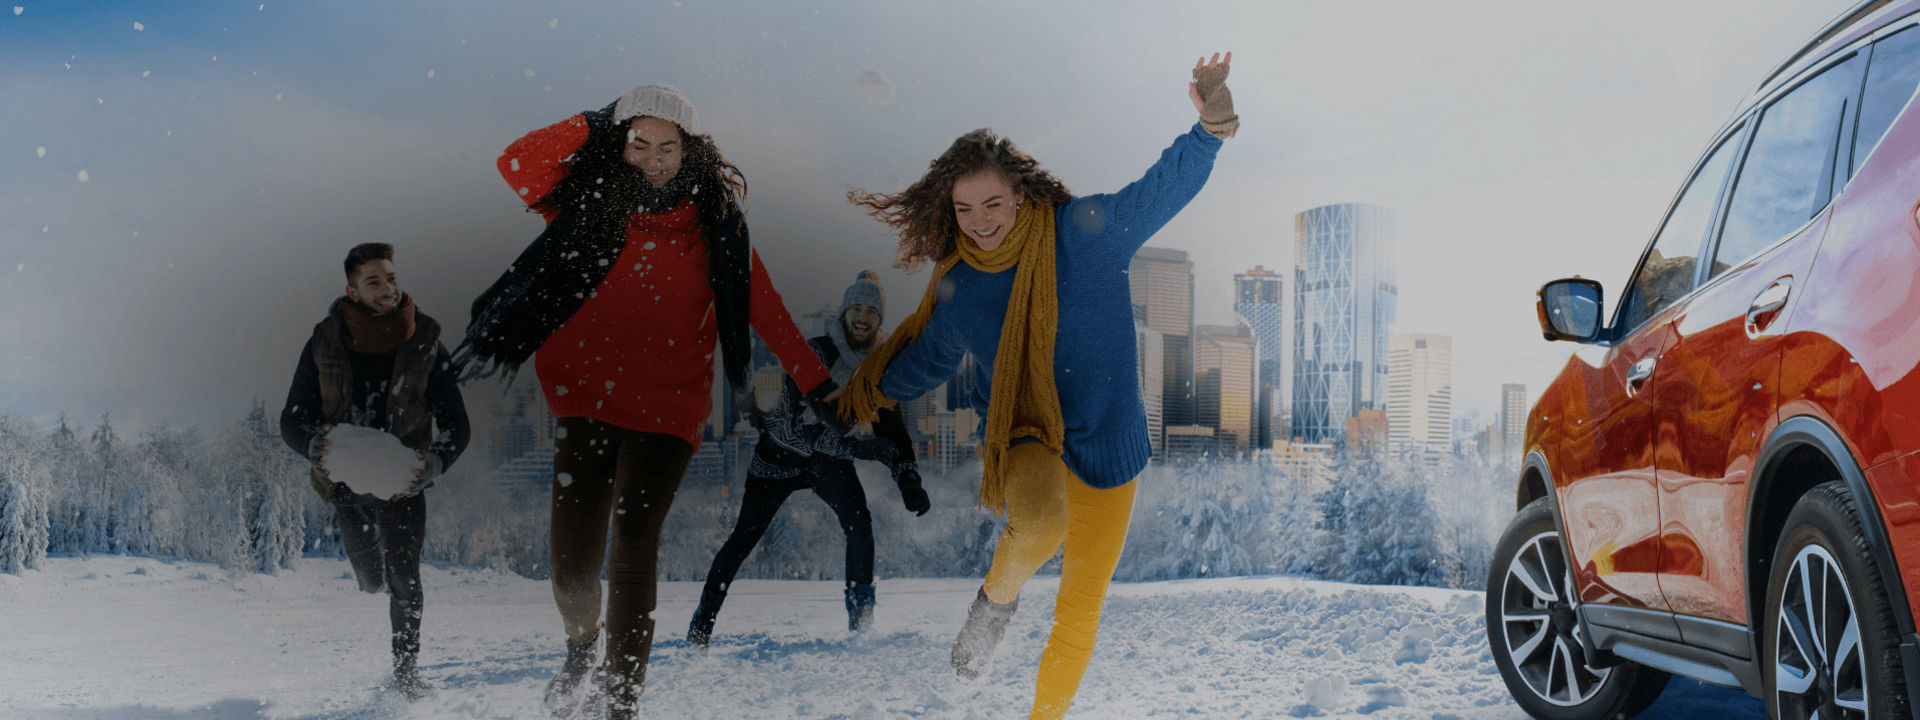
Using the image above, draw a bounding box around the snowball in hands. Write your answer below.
[323,425,424,500]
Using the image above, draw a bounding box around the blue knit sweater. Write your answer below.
[878,123,1222,489]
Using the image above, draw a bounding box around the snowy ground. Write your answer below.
[0,556,1761,719]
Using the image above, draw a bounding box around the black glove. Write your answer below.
[896,464,928,516]
[582,100,621,146]
[804,378,852,436]
[306,424,333,463]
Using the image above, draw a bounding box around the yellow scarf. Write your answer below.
[839,203,1065,511]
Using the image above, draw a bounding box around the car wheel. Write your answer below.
[1764,481,1910,720]
[1486,497,1669,719]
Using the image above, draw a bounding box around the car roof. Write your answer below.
[1744,0,1920,109]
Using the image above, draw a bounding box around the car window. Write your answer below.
[1853,26,1920,176]
[1619,131,1740,334]
[1716,55,1865,276]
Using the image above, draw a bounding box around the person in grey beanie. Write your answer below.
[687,270,928,648]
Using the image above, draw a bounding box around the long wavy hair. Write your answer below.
[530,117,757,390]
[848,129,1071,274]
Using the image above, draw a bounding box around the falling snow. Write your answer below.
[427,68,435,79]
[76,170,89,182]
[35,147,44,158]
[132,21,143,31]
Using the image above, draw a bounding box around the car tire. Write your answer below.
[1486,497,1670,719]
[1763,481,1910,720]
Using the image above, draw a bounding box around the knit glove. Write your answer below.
[1194,63,1238,139]
[895,463,929,516]
[401,451,444,497]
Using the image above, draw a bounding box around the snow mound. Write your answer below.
[323,424,420,499]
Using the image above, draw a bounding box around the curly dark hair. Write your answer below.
[848,128,1071,274]
[532,119,748,243]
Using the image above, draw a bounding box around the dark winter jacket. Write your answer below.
[280,298,471,500]
[753,333,917,487]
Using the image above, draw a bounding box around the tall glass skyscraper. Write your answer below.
[1234,266,1285,449]
[1130,246,1196,430]
[1291,203,1398,444]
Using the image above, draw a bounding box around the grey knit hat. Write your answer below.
[841,270,884,320]
[614,84,695,133]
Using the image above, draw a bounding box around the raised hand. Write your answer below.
[1189,51,1237,138]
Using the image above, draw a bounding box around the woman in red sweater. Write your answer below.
[455,85,835,719]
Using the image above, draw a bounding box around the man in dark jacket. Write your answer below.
[279,242,470,701]
[686,271,928,648]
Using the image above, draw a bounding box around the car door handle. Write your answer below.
[1747,280,1791,329]
[1628,357,1656,387]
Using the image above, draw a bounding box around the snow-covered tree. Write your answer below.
[0,412,52,572]
[211,402,306,572]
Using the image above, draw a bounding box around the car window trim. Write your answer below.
[1606,122,1752,344]
[1699,50,1866,289]
[1846,20,1920,188]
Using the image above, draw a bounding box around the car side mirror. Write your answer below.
[1537,278,1604,343]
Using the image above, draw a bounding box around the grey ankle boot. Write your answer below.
[950,586,1017,680]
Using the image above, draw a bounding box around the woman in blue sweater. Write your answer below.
[840,52,1236,719]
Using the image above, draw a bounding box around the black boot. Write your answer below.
[950,586,1017,680]
[687,584,726,650]
[603,664,644,720]
[845,582,876,633]
[392,619,430,701]
[543,633,599,716]
[393,654,432,702]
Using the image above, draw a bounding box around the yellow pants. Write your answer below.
[982,442,1139,720]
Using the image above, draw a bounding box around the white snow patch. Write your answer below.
[321,425,421,500]
[0,559,1760,718]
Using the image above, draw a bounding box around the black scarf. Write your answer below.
[449,193,754,395]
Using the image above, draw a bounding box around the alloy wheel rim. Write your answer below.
[1774,543,1869,720]
[1499,530,1610,707]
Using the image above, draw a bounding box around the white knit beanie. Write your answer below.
[614,84,695,133]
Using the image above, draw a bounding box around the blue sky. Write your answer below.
[0,0,1858,434]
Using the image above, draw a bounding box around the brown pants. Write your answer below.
[549,417,694,687]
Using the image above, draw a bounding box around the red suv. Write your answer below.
[1488,3,1920,718]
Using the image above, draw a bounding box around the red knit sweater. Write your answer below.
[498,115,829,448]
